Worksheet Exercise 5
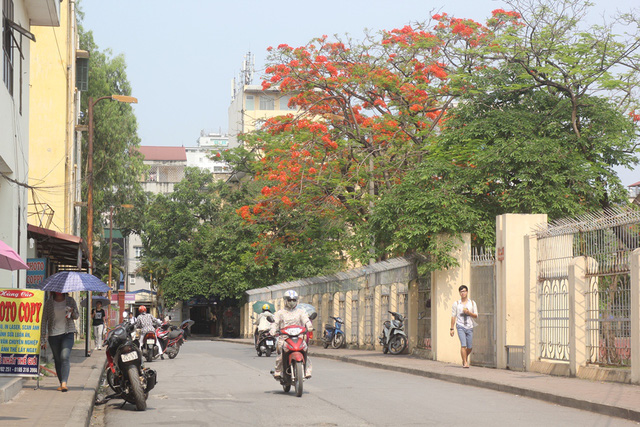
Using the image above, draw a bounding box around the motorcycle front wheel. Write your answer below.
[293,361,304,397]
[126,365,147,411]
[388,335,407,355]
[332,333,345,349]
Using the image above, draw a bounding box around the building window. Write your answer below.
[260,95,275,110]
[134,246,143,258]
[245,95,254,110]
[129,274,135,285]
[2,0,14,96]
[280,95,295,110]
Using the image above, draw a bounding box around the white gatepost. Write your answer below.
[496,213,547,369]
[432,233,470,364]
[524,233,538,371]
[631,249,640,384]
[568,257,588,376]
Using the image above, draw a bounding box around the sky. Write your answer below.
[80,0,639,185]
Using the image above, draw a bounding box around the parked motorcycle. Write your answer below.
[255,330,276,357]
[102,317,157,411]
[156,321,186,359]
[378,311,407,355]
[274,324,311,397]
[322,316,345,349]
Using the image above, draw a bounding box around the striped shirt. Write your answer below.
[41,295,79,339]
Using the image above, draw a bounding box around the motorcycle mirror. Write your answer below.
[309,312,318,321]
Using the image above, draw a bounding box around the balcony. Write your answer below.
[24,0,60,27]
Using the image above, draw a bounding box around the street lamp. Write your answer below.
[86,95,137,357]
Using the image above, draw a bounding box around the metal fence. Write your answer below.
[416,276,431,350]
[470,247,496,367]
[535,207,640,367]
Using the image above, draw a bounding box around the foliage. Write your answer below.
[77,17,146,275]
[232,0,640,271]
[140,168,343,308]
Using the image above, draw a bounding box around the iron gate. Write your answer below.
[470,248,496,367]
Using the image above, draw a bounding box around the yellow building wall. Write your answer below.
[28,2,76,234]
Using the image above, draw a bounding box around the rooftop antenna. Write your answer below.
[242,51,255,85]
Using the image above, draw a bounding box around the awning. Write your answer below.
[27,224,89,270]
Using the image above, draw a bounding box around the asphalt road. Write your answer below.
[92,340,637,427]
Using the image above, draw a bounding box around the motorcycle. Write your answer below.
[255,329,276,357]
[101,317,157,411]
[378,311,408,355]
[141,330,161,362]
[274,324,311,397]
[156,321,186,359]
[322,316,345,349]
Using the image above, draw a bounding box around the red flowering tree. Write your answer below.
[236,14,499,263]
[233,0,640,268]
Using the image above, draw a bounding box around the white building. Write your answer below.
[185,131,231,178]
[1,0,61,288]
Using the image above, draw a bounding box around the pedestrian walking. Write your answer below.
[41,291,79,392]
[450,285,478,368]
[92,301,106,350]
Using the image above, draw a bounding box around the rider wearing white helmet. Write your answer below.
[270,290,313,379]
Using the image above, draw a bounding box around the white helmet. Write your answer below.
[284,290,298,310]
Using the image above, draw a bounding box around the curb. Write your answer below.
[225,338,640,423]
[66,358,107,427]
[0,377,25,403]
[310,352,640,423]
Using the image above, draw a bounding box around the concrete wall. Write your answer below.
[28,0,77,233]
[432,234,471,364]
[1,1,36,289]
[495,213,547,368]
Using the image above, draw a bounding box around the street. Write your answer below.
[92,340,636,427]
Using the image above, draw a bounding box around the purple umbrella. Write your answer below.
[39,271,110,293]
[0,239,29,271]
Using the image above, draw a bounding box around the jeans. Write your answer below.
[93,324,105,349]
[456,325,473,349]
[48,332,74,384]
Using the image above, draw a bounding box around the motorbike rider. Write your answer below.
[254,304,273,346]
[135,305,164,359]
[269,290,313,379]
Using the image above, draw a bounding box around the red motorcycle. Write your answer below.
[275,324,311,397]
[155,322,186,359]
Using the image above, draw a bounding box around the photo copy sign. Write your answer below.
[0,289,45,376]
[26,258,46,289]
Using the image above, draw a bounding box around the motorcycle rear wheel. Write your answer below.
[168,345,180,359]
[332,333,345,349]
[126,365,147,411]
[265,348,271,357]
[388,335,407,355]
[144,350,152,363]
[293,361,304,397]
[322,340,329,349]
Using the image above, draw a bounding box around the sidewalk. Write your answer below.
[228,337,640,423]
[0,343,105,427]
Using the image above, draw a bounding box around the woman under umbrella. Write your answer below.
[41,291,79,392]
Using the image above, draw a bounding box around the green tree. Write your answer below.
[235,0,640,271]
[77,16,146,277]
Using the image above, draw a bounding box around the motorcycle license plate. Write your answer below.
[146,339,155,345]
[121,351,138,362]
[266,340,274,345]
